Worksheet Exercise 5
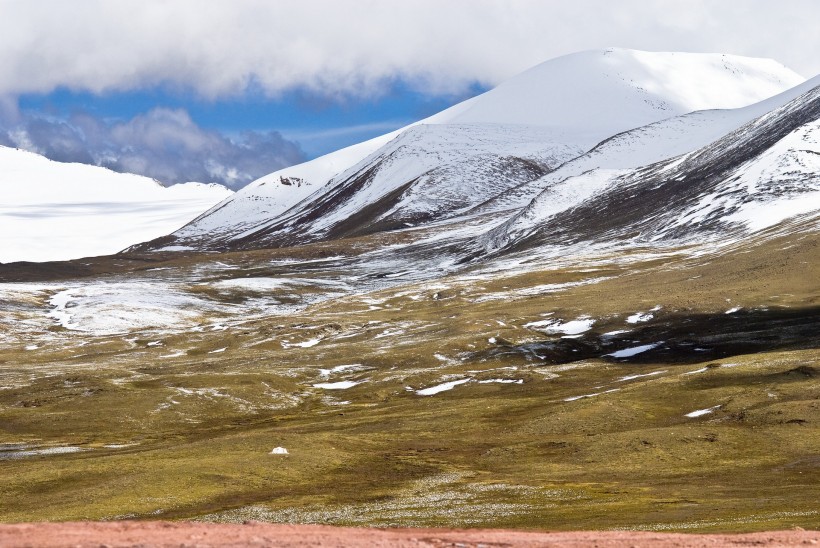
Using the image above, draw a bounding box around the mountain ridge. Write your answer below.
[159,48,805,252]
[481,82,820,254]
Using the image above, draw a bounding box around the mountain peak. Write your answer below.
[441,48,805,143]
[163,48,808,252]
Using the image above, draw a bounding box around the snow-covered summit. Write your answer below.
[250,48,803,190]
[167,48,804,250]
[482,80,820,253]
[447,48,803,136]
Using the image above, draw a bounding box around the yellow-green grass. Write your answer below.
[0,227,817,530]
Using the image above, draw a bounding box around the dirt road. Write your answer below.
[0,522,817,547]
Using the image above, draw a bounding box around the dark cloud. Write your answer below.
[24,118,95,164]
[1,108,306,188]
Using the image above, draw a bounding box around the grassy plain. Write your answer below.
[0,225,817,531]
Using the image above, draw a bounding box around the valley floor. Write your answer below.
[0,217,817,531]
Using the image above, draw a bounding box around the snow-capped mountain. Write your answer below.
[473,74,820,217]
[0,146,232,263]
[483,80,820,253]
[185,124,580,249]
[161,48,804,251]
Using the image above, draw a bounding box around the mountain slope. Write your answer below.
[181,124,580,249]
[472,74,820,216]
[439,48,803,136]
[161,49,804,251]
[482,82,820,253]
[0,146,232,263]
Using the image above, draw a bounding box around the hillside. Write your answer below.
[483,79,820,252]
[161,48,804,251]
[0,146,232,263]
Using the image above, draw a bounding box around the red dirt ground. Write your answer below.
[0,522,817,547]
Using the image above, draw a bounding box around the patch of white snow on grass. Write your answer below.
[313,380,363,390]
[0,446,85,459]
[602,329,631,337]
[281,338,321,349]
[416,378,471,396]
[318,364,365,376]
[685,405,721,418]
[374,328,405,339]
[46,282,220,335]
[626,312,654,324]
[564,388,621,402]
[607,342,663,358]
[617,370,667,382]
[212,278,293,291]
[477,379,523,384]
[154,245,195,252]
[524,317,595,335]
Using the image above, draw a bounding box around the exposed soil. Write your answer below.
[0,522,817,547]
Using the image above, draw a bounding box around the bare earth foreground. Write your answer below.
[0,523,817,547]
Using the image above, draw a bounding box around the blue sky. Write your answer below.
[1,0,819,189]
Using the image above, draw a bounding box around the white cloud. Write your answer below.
[2,108,305,187]
[0,0,817,99]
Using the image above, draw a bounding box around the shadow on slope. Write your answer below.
[476,306,820,366]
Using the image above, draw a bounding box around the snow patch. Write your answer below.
[477,379,523,385]
[0,445,85,460]
[46,282,219,335]
[564,388,621,402]
[607,342,664,358]
[685,405,722,418]
[524,317,595,335]
[313,381,363,390]
[416,378,471,396]
[617,370,667,382]
[281,338,321,349]
[318,364,365,377]
[626,312,654,324]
